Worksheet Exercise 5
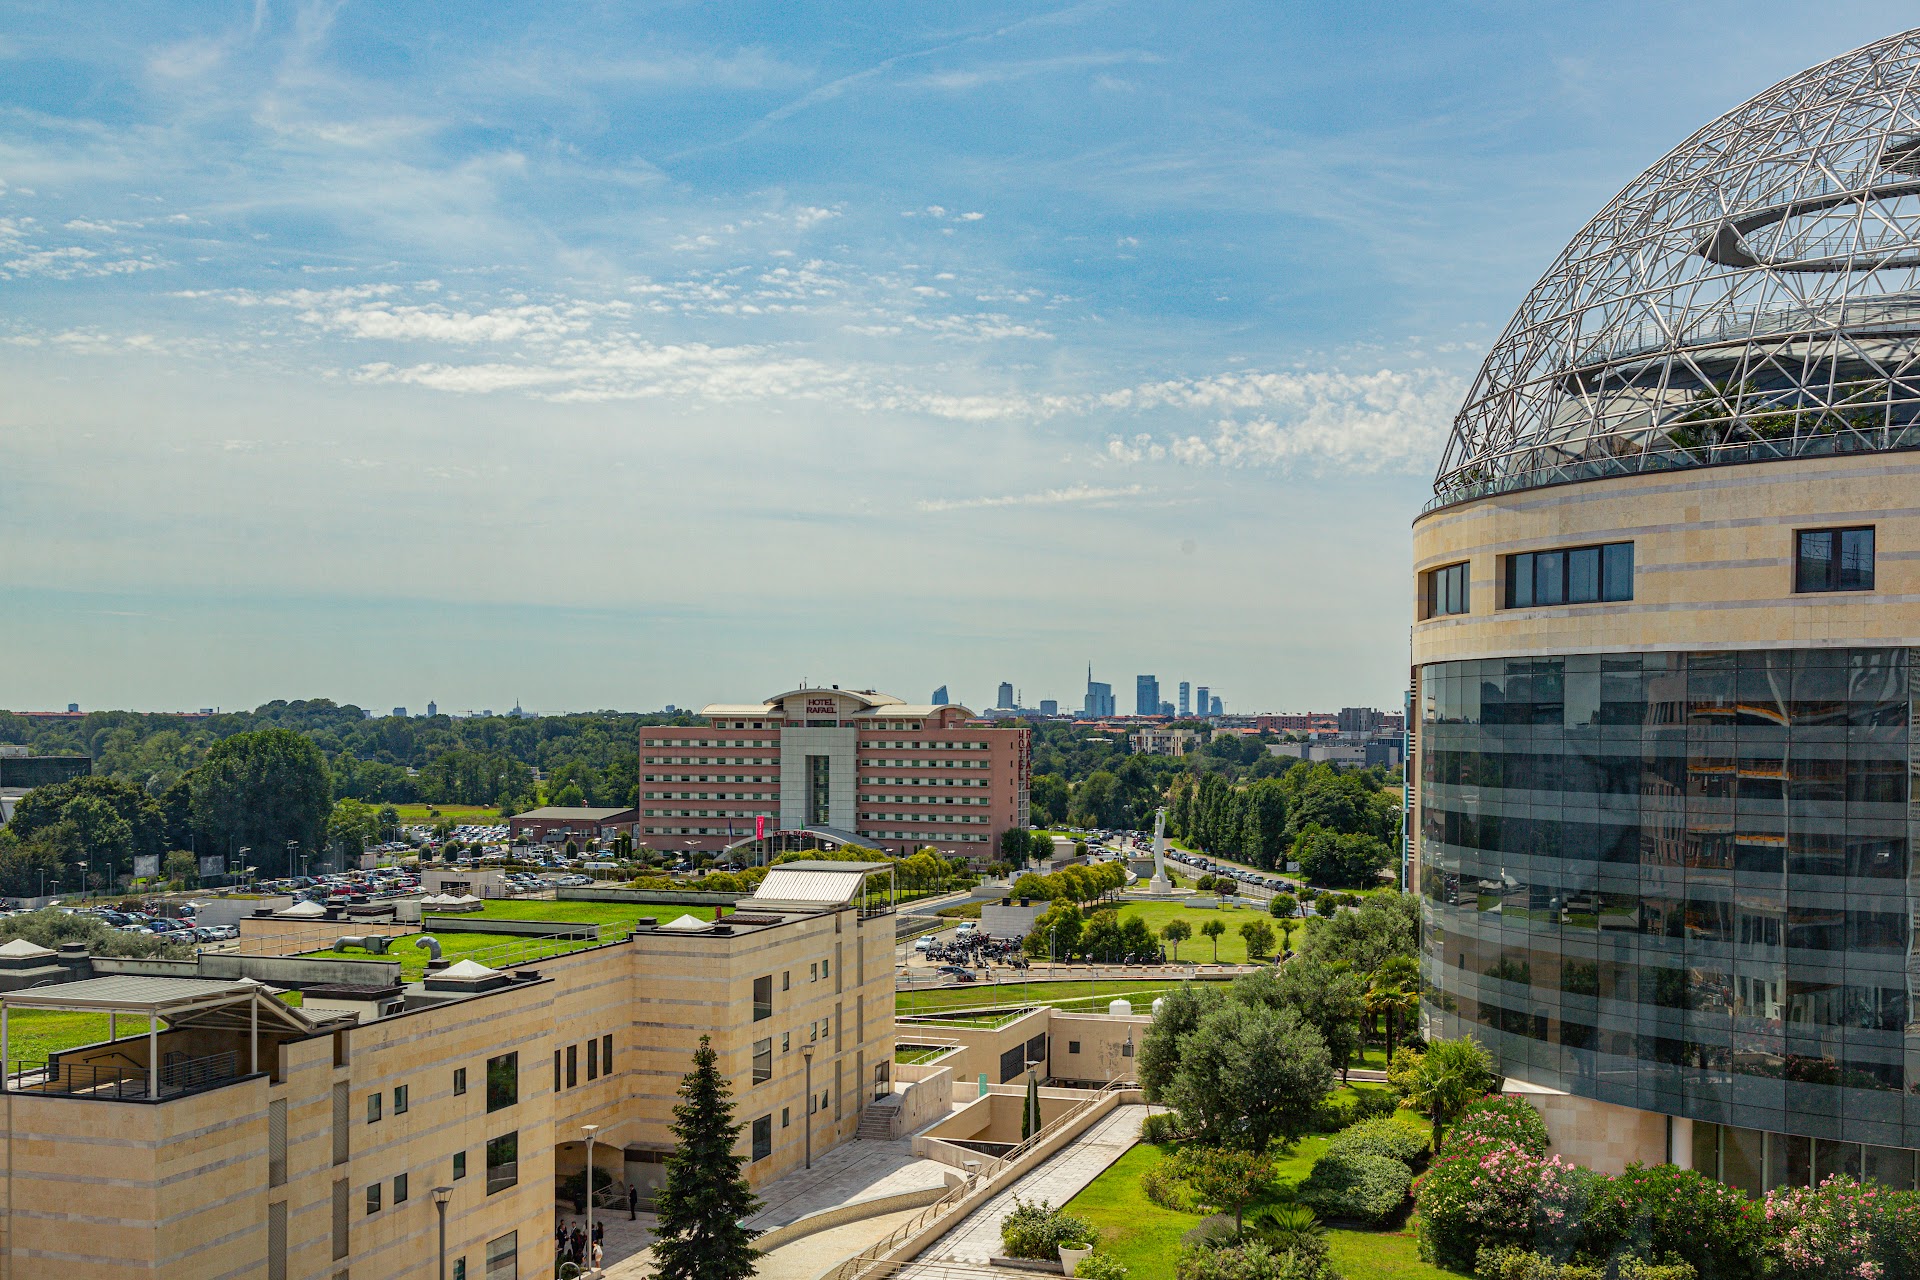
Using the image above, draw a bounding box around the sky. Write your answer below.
[3,0,1917,717]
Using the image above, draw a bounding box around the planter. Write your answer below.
[1059,1247,1092,1277]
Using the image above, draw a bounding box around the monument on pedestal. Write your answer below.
[1146,806,1174,895]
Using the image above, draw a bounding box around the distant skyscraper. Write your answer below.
[426,700,437,717]
[1136,675,1159,717]
[1195,686,1209,719]
[1178,682,1191,717]
[392,707,407,718]
[1159,700,1174,717]
[1039,699,1059,716]
[1085,664,1115,718]
[996,682,1015,709]
[931,685,949,706]
[1210,695,1224,717]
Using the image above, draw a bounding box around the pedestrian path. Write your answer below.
[920,1104,1146,1263]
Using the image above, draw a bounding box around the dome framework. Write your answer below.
[1433,29,1920,510]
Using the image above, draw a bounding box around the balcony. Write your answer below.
[10,1049,244,1102]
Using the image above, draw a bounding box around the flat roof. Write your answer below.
[511,807,634,820]
[1,976,257,1011]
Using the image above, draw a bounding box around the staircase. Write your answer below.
[857,1095,902,1140]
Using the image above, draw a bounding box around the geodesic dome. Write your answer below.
[1432,28,1920,509]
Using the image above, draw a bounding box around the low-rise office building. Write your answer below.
[507,806,637,846]
[639,685,1031,860]
[0,863,897,1279]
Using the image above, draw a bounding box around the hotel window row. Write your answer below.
[553,1036,614,1091]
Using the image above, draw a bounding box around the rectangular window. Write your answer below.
[1504,542,1633,607]
[487,1053,518,1113]
[394,1085,408,1115]
[753,974,773,1021]
[454,1150,467,1181]
[1068,1041,1081,1054]
[587,1038,598,1081]
[808,754,830,825]
[485,1231,519,1280]
[367,1092,381,1124]
[1796,526,1876,592]
[456,1261,468,1280]
[1423,561,1470,617]
[553,1050,561,1094]
[603,1034,613,1073]
[782,1107,790,1127]
[810,962,819,982]
[454,1067,467,1096]
[332,1180,350,1260]
[782,971,790,991]
[268,1098,288,1187]
[782,1031,790,1053]
[822,958,830,979]
[394,1172,409,1204]
[268,1200,288,1280]
[332,1082,350,1165]
[752,1037,773,1084]
[567,1044,578,1089]
[367,1183,382,1214]
[751,1115,773,1161]
[486,1132,519,1195]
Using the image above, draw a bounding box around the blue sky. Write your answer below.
[3,0,1915,715]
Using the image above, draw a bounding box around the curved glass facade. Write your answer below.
[1418,648,1920,1148]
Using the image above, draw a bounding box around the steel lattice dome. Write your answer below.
[1433,28,1920,509]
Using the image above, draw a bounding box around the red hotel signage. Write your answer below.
[805,698,838,715]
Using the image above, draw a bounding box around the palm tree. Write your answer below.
[1367,956,1421,1061]
[1200,918,1226,963]
[1403,1037,1501,1152]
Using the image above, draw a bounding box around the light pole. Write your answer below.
[801,1045,815,1169]
[432,1185,452,1280]
[582,1123,599,1275]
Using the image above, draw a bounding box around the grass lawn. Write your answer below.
[1066,1126,1456,1280]
[1,990,309,1064]
[895,978,1203,1017]
[1113,900,1279,965]
[297,901,719,979]
[391,804,506,826]
[427,900,715,927]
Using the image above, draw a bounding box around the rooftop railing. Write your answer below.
[7,1049,242,1102]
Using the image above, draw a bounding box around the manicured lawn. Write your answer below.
[392,804,507,826]
[296,902,717,979]
[1065,1102,1454,1280]
[895,978,1203,1017]
[427,900,714,927]
[1114,900,1278,965]
[0,1009,117,1063]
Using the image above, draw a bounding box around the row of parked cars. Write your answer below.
[1165,850,1284,888]
[81,906,239,944]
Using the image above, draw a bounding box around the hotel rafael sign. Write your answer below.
[805,698,839,716]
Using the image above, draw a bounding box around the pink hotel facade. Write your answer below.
[639,686,1032,860]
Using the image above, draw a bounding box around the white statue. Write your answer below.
[1147,807,1173,894]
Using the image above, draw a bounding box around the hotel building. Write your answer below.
[638,686,1031,860]
[1414,29,1920,1190]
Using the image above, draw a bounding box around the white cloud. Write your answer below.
[918,483,1149,512]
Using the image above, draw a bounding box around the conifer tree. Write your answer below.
[652,1035,764,1280]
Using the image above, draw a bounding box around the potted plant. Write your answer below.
[1058,1239,1094,1277]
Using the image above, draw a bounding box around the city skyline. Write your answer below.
[4,1,1914,713]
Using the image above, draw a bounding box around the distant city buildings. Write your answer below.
[1134,675,1159,717]
[392,706,407,718]
[931,685,949,706]
[1194,686,1209,719]
[996,682,1015,710]
[1038,699,1058,716]
[426,700,436,717]
[1084,665,1115,718]
[1178,681,1191,717]
[1209,695,1223,717]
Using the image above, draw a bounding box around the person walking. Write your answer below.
[627,1185,638,1220]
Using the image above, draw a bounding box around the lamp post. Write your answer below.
[801,1045,815,1169]
[582,1123,600,1275]
[431,1185,452,1280]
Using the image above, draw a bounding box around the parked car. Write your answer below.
[935,965,975,982]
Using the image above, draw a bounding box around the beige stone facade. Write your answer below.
[0,879,895,1279]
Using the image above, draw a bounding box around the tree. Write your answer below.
[1024,901,1083,961]
[329,799,380,863]
[61,795,135,885]
[999,827,1034,868]
[1269,892,1297,920]
[189,729,333,876]
[1082,908,1125,962]
[1137,982,1219,1101]
[1402,1036,1502,1151]
[1292,825,1392,889]
[1239,779,1290,869]
[1200,918,1226,963]
[1238,918,1275,962]
[1313,893,1339,917]
[1365,955,1422,1061]
[1161,918,1192,961]
[1177,1148,1273,1235]
[1163,1002,1332,1149]
[1030,773,1069,827]
[376,805,402,843]
[8,776,166,879]
[1022,1070,1042,1140]
[164,851,198,887]
[1267,958,1365,1082]
[1300,893,1419,973]
[652,1035,763,1280]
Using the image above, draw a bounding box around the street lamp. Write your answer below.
[431,1185,453,1280]
[801,1045,815,1170]
[582,1124,600,1275]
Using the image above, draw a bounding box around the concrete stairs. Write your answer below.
[856,1095,902,1140]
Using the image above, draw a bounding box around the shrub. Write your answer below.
[1175,1239,1332,1280]
[1143,1156,1204,1213]
[1326,1116,1430,1168]
[1475,1246,1696,1280]
[1000,1198,1095,1261]
[1297,1149,1412,1225]
[1761,1174,1920,1280]
[1349,1085,1400,1122]
[1578,1164,1761,1280]
[1415,1140,1590,1270]
[1076,1254,1130,1280]
[1444,1096,1549,1158]
[1140,1111,1185,1147]
[1386,1046,1424,1097]
[1310,1092,1358,1133]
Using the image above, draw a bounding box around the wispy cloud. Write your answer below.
[918,483,1148,512]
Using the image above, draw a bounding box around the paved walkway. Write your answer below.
[599,1129,951,1279]
[921,1104,1147,1264]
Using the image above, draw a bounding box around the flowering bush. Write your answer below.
[1578,1164,1761,1280]
[1414,1138,1589,1269]
[1474,1245,1695,1280]
[1443,1096,1550,1158]
[1763,1175,1920,1280]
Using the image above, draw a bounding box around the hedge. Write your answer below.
[1297,1150,1412,1225]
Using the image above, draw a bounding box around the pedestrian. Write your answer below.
[628,1185,638,1220]
[593,1220,605,1248]
[592,1240,604,1270]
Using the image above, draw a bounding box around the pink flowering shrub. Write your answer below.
[1415,1136,1589,1269]
[1763,1175,1920,1280]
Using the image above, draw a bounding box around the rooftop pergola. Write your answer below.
[0,976,314,1101]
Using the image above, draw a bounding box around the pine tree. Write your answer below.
[652,1035,764,1280]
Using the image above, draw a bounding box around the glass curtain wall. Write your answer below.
[1418,648,1920,1150]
